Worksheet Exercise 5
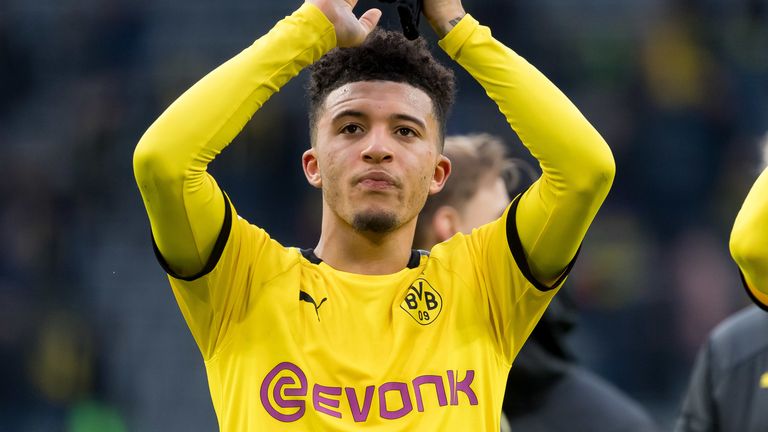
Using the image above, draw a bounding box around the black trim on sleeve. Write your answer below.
[740,270,768,312]
[505,192,581,292]
[151,191,233,282]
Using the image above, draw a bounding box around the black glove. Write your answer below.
[378,0,423,40]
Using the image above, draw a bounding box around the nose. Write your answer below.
[360,129,394,164]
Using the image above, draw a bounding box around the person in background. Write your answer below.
[415,133,659,432]
[676,135,768,432]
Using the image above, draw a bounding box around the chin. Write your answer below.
[351,210,399,234]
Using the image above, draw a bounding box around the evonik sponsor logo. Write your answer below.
[260,362,478,422]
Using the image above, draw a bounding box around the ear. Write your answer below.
[432,205,461,242]
[302,148,322,189]
[428,154,452,195]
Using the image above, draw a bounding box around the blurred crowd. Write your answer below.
[1,0,767,430]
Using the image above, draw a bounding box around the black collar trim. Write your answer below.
[300,248,426,269]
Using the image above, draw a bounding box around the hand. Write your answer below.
[306,0,382,47]
[421,0,465,38]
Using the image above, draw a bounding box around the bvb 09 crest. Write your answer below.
[400,278,442,325]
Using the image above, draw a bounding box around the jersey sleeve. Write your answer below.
[133,4,335,277]
[730,167,768,309]
[462,193,573,365]
[132,4,335,358]
[160,197,296,360]
[439,15,614,285]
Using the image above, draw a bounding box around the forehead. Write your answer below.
[322,81,435,120]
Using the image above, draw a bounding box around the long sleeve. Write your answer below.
[730,166,768,306]
[439,15,615,283]
[133,4,336,277]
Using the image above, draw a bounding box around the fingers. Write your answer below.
[358,8,382,36]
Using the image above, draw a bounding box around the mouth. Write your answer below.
[354,171,399,191]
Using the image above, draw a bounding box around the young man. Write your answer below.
[133,0,614,429]
[415,134,658,432]
[676,139,768,431]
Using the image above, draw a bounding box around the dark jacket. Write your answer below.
[676,306,768,432]
[505,296,659,432]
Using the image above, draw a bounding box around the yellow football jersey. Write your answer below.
[136,4,610,430]
[160,194,563,431]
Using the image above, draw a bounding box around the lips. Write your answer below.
[354,171,398,190]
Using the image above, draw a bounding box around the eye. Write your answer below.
[340,124,363,134]
[396,127,417,137]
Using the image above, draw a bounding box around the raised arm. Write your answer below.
[730,165,768,306]
[426,1,614,285]
[132,1,379,277]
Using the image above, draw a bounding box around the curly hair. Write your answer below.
[307,28,456,145]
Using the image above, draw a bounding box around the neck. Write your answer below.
[314,208,417,275]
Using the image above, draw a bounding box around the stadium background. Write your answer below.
[1,0,767,430]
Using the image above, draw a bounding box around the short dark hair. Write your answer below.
[307,28,456,145]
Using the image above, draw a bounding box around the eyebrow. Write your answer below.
[332,109,367,122]
[331,110,427,131]
[391,113,427,131]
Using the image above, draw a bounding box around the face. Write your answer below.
[456,175,510,234]
[303,81,451,234]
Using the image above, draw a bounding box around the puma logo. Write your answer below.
[299,291,327,321]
